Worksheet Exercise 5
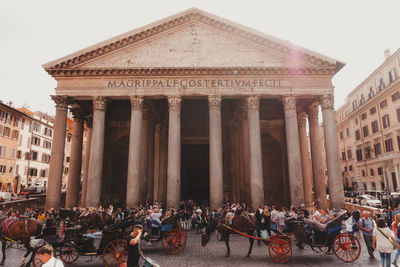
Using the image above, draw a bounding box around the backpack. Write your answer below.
[352,218,359,232]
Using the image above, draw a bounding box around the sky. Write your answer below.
[0,0,399,115]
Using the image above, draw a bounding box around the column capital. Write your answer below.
[306,102,320,119]
[168,96,182,111]
[51,95,70,110]
[130,96,144,110]
[93,96,108,111]
[297,113,307,127]
[246,96,260,110]
[208,95,222,110]
[282,96,297,111]
[70,105,86,122]
[84,115,93,128]
[320,95,334,110]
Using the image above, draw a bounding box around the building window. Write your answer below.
[32,122,41,133]
[43,140,52,149]
[44,127,52,137]
[355,130,361,140]
[374,143,382,155]
[64,167,69,175]
[346,128,349,136]
[0,146,6,157]
[28,168,38,177]
[380,100,388,108]
[356,149,363,161]
[347,149,352,159]
[362,170,366,177]
[344,166,348,172]
[13,117,19,127]
[21,118,25,130]
[389,68,397,83]
[370,106,377,115]
[378,78,385,91]
[32,151,38,161]
[3,127,10,137]
[5,113,12,124]
[392,92,400,102]
[355,118,358,124]
[365,146,372,159]
[382,114,390,128]
[41,154,50,164]
[11,130,19,140]
[371,120,379,133]
[339,131,343,140]
[0,165,6,174]
[66,157,70,163]
[342,152,346,160]
[385,138,394,152]
[11,149,15,159]
[32,137,41,146]
[368,87,375,99]
[378,167,383,175]
[349,165,353,171]
[371,182,376,190]
[67,135,71,142]
[362,125,369,137]
[360,95,366,105]
[0,110,5,121]
[370,168,374,176]
[352,100,358,110]
[361,112,367,120]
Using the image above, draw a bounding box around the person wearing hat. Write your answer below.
[127,224,143,267]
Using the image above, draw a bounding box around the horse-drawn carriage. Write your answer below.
[140,211,187,255]
[202,210,361,264]
[269,211,361,263]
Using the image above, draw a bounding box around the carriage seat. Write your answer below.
[303,218,326,232]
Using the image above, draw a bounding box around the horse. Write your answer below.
[0,217,43,266]
[81,211,112,230]
[201,213,259,257]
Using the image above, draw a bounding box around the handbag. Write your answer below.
[377,227,397,250]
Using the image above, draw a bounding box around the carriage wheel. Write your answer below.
[333,233,361,263]
[101,239,128,267]
[268,236,292,264]
[32,250,44,267]
[162,229,186,255]
[59,241,79,263]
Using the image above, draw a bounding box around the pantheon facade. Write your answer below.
[43,8,345,210]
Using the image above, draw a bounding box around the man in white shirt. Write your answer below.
[37,244,64,267]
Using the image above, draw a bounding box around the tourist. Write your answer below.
[359,211,376,258]
[262,206,271,237]
[392,214,400,266]
[373,218,398,267]
[37,244,64,267]
[276,207,286,233]
[314,208,329,224]
[127,224,143,267]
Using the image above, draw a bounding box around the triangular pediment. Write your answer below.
[43,8,344,74]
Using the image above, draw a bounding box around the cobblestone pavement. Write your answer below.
[5,231,382,266]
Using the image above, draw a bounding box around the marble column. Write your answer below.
[394,163,400,192]
[80,117,92,207]
[321,95,345,210]
[247,96,264,209]
[167,96,182,209]
[283,96,305,207]
[297,113,313,209]
[126,96,143,208]
[45,95,69,210]
[153,124,161,201]
[307,102,328,209]
[240,105,251,203]
[147,122,155,202]
[65,106,85,209]
[86,96,107,208]
[158,123,168,203]
[140,110,149,204]
[208,95,224,210]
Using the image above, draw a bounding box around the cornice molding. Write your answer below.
[46,67,336,78]
[44,11,337,72]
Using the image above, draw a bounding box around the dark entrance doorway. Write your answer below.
[181,144,209,203]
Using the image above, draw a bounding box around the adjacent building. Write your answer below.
[336,49,400,192]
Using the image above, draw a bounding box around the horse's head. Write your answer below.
[201,228,210,246]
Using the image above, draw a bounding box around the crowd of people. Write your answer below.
[4,200,400,266]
